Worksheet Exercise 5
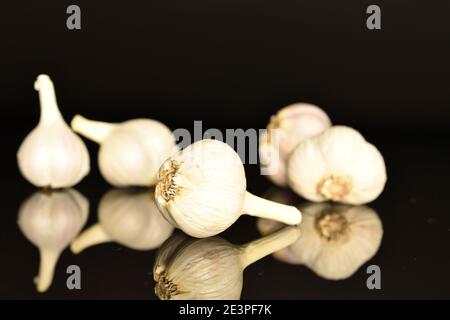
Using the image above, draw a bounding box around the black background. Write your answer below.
[0,1,449,299]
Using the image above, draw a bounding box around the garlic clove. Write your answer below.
[71,115,177,187]
[71,188,173,252]
[259,103,331,187]
[257,201,383,280]
[70,224,110,254]
[18,189,89,292]
[288,126,387,205]
[155,139,302,238]
[153,226,300,300]
[17,75,90,188]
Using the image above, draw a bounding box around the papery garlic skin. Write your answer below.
[153,226,300,300]
[155,139,301,238]
[71,115,176,187]
[17,189,89,292]
[259,103,331,187]
[70,188,173,252]
[257,202,383,280]
[17,75,90,188]
[288,126,387,205]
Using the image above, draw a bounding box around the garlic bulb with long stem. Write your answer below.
[155,139,302,238]
[17,75,90,188]
[153,226,300,300]
[257,202,383,280]
[17,189,89,292]
[71,115,176,187]
[259,103,331,187]
[71,188,173,253]
[288,126,387,205]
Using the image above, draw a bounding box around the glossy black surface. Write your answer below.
[1,132,449,299]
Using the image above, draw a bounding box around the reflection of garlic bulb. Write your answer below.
[71,188,173,252]
[288,126,387,205]
[257,202,383,280]
[154,226,300,300]
[260,103,331,187]
[17,189,89,292]
[71,115,176,187]
[155,139,302,238]
[17,75,90,188]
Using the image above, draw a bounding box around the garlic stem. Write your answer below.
[70,224,111,254]
[243,192,301,225]
[71,115,115,144]
[34,248,60,292]
[35,75,63,125]
[239,226,300,269]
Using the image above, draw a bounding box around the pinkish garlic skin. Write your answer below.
[260,103,331,187]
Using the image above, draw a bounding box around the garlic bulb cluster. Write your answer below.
[71,115,176,187]
[18,189,89,292]
[155,139,302,238]
[259,103,331,187]
[71,188,173,253]
[288,126,387,205]
[17,75,90,188]
[153,226,300,300]
[257,201,383,280]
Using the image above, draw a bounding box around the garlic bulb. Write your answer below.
[71,115,176,187]
[153,226,300,300]
[71,188,173,252]
[288,126,387,205]
[259,103,331,187]
[257,202,383,280]
[17,189,89,292]
[155,139,302,238]
[17,75,90,188]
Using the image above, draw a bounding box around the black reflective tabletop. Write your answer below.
[1,132,449,300]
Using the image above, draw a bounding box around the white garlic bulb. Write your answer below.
[153,226,300,300]
[288,126,387,205]
[71,188,173,252]
[155,139,302,238]
[17,189,89,292]
[71,115,176,187]
[17,75,90,188]
[257,202,383,280]
[259,103,331,187]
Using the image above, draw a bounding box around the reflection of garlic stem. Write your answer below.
[240,225,301,268]
[71,188,173,252]
[35,249,60,292]
[71,115,114,144]
[70,224,110,254]
[18,189,89,292]
[243,192,301,227]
